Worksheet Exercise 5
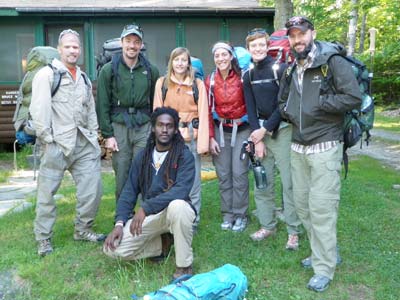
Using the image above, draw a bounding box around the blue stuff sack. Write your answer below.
[143,264,248,300]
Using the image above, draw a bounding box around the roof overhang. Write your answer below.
[12,7,274,17]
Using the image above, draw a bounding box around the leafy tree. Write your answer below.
[260,0,400,105]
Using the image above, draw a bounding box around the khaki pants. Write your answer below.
[104,200,195,267]
[254,125,301,234]
[34,132,102,240]
[291,144,342,279]
[112,122,151,201]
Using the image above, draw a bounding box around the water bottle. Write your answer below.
[253,161,267,189]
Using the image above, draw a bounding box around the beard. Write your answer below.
[292,41,314,60]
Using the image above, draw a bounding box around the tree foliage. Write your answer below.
[261,0,400,105]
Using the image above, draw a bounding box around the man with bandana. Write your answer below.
[278,16,361,292]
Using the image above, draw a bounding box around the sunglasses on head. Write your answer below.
[285,16,314,29]
[247,28,267,36]
[124,24,143,33]
[58,29,80,41]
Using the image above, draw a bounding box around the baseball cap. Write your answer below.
[121,24,143,40]
[285,16,314,34]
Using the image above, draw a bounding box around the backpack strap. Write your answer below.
[48,64,89,98]
[110,53,121,97]
[209,71,216,111]
[249,62,281,86]
[161,76,168,103]
[192,78,199,105]
[139,52,153,110]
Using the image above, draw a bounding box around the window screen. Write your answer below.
[227,19,271,48]
[0,24,35,81]
[184,19,220,76]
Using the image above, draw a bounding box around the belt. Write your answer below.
[112,106,150,129]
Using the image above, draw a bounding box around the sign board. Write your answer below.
[0,90,18,106]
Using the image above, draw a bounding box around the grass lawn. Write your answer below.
[0,156,399,300]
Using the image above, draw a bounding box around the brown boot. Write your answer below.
[148,233,174,263]
[173,265,193,280]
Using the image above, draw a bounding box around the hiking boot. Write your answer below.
[220,221,232,231]
[149,233,174,263]
[73,230,106,242]
[173,265,193,280]
[301,250,342,268]
[250,228,276,241]
[38,238,53,257]
[232,217,248,232]
[285,234,299,250]
[307,274,331,292]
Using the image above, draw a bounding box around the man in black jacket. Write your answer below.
[278,16,362,292]
[103,107,195,279]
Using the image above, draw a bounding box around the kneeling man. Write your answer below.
[103,107,196,279]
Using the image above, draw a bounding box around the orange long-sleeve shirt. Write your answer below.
[153,74,209,154]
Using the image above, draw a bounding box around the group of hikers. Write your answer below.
[28,15,362,293]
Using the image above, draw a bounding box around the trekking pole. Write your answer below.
[368,28,377,95]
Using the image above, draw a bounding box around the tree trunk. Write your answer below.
[347,0,359,56]
[274,0,293,31]
[358,12,367,53]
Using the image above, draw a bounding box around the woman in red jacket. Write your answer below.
[205,42,250,232]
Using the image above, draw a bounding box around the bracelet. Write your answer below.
[114,221,124,228]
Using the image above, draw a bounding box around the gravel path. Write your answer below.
[348,129,400,171]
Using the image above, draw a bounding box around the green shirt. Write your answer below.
[96,55,159,138]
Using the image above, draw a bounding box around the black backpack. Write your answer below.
[96,38,122,77]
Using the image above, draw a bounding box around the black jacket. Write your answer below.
[278,41,362,145]
[243,55,287,133]
[115,145,195,224]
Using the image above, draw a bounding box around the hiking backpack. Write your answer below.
[13,46,61,144]
[143,264,248,300]
[233,46,252,72]
[96,38,122,77]
[321,45,374,177]
[191,56,205,80]
[267,29,294,64]
[283,42,374,177]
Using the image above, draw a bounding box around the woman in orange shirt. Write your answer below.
[153,47,209,231]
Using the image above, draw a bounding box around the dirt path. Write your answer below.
[348,128,400,171]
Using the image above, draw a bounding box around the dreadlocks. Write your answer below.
[139,107,186,195]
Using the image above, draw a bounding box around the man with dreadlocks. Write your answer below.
[103,107,196,279]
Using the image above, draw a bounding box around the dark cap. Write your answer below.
[285,16,314,34]
[121,24,143,40]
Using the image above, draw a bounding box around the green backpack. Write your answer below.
[13,46,61,142]
[319,44,374,177]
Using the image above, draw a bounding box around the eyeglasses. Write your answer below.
[58,29,80,42]
[285,16,314,29]
[123,24,143,34]
[247,28,267,36]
